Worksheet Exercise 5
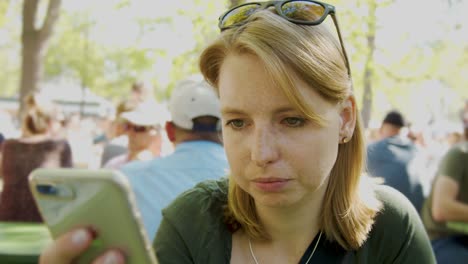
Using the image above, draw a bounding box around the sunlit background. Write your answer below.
[0,0,467,131]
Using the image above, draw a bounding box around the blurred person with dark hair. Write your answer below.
[20,92,65,138]
[130,80,157,106]
[367,110,425,213]
[420,105,468,264]
[0,92,73,222]
[120,79,228,240]
[103,103,166,170]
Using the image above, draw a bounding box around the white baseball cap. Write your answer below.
[121,101,169,127]
[168,79,221,131]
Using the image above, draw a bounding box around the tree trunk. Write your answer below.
[360,0,377,129]
[20,30,43,110]
[19,0,61,118]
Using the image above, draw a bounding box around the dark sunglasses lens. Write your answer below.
[281,1,325,22]
[133,126,150,133]
[125,123,150,133]
[220,3,262,29]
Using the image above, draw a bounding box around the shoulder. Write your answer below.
[367,139,388,153]
[438,142,468,170]
[159,178,229,236]
[1,139,20,156]
[179,141,226,156]
[121,158,154,173]
[2,138,19,148]
[104,154,127,168]
[154,178,231,263]
[162,178,229,221]
[361,185,435,262]
[374,184,418,223]
[443,142,468,159]
[436,142,468,181]
[120,155,172,177]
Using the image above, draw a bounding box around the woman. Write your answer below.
[420,111,468,263]
[103,102,164,170]
[0,92,72,222]
[39,1,435,263]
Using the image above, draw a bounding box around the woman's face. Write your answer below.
[127,124,161,154]
[219,53,347,208]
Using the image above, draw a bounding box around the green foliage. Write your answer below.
[41,0,228,103]
[1,0,466,123]
[330,0,468,123]
[0,1,21,96]
[166,0,228,96]
[0,1,9,26]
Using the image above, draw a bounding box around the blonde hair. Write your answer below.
[200,11,381,250]
[22,92,62,136]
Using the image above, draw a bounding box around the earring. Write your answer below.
[341,137,350,144]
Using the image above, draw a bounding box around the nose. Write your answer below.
[250,125,280,167]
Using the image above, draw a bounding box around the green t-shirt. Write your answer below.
[154,178,435,263]
[421,142,468,240]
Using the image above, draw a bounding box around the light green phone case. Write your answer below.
[29,168,158,264]
[447,221,468,235]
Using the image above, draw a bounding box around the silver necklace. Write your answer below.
[248,231,323,264]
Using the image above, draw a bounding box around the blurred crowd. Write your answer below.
[0,84,465,193]
[0,84,465,201]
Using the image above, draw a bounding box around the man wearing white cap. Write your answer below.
[103,103,165,169]
[120,78,228,240]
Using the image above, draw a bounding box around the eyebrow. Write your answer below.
[221,106,300,116]
[221,107,245,116]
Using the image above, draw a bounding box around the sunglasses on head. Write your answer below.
[124,123,154,133]
[218,0,351,78]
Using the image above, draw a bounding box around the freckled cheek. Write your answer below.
[223,135,251,178]
[291,138,338,180]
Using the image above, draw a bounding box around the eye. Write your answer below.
[282,117,306,127]
[226,119,246,129]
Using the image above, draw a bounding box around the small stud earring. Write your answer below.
[341,137,349,144]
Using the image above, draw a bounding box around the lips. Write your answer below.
[252,178,290,192]
[254,177,288,182]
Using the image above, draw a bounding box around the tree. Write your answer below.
[0,1,21,97]
[19,0,61,115]
[360,0,378,129]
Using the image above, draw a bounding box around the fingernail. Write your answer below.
[71,229,88,246]
[103,251,119,264]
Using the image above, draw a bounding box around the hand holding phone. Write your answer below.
[39,228,125,264]
[29,168,158,264]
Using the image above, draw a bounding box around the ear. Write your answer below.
[165,121,176,143]
[339,95,357,141]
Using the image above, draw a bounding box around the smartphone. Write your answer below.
[29,168,158,264]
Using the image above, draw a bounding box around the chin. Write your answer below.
[252,192,298,208]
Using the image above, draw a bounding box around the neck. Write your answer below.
[246,182,328,264]
[128,149,154,161]
[380,124,401,139]
[174,129,222,145]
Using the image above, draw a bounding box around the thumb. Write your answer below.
[40,228,93,264]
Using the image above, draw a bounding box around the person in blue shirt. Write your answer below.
[367,110,424,213]
[120,78,229,240]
